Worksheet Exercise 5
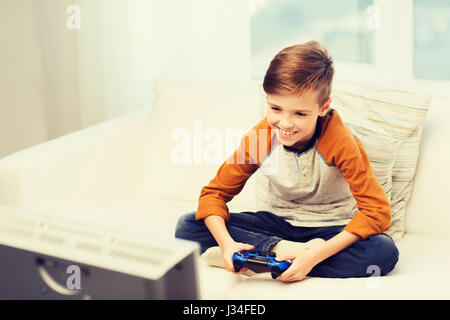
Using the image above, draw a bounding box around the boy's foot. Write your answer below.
[270,238,325,257]
[201,246,257,276]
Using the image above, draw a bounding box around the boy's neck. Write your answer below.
[282,117,323,154]
[283,137,315,154]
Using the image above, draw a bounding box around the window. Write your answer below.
[250,0,450,99]
[413,0,450,81]
[250,0,376,79]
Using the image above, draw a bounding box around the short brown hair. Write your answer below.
[263,41,334,107]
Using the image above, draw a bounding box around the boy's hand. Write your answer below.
[275,249,318,282]
[221,241,254,274]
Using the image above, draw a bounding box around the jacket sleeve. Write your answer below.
[195,118,273,221]
[318,111,392,239]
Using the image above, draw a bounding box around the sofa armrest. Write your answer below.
[0,107,151,216]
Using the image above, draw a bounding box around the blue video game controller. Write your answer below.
[232,250,291,279]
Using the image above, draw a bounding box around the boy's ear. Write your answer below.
[319,97,332,117]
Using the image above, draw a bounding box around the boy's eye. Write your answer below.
[270,106,306,116]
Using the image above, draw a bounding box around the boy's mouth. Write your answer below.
[278,127,298,138]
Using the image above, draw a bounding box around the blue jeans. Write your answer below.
[175,210,399,278]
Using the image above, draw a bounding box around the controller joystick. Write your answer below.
[232,250,291,279]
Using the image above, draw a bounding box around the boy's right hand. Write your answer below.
[203,215,254,274]
[221,241,254,274]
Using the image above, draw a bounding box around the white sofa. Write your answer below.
[1,76,450,299]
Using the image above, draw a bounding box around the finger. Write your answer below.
[226,265,235,273]
[277,273,290,282]
[232,267,248,275]
[231,268,242,274]
[281,269,306,282]
[223,259,234,272]
[280,276,298,283]
[240,243,254,250]
[238,267,249,274]
[275,254,293,262]
[278,265,296,280]
[278,272,298,283]
[280,270,293,281]
[287,275,304,283]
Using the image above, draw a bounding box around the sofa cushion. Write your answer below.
[141,76,262,211]
[331,107,399,199]
[223,233,450,299]
[68,196,250,299]
[331,82,431,240]
[197,260,248,299]
[331,99,400,240]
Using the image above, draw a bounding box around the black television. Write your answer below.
[0,205,200,299]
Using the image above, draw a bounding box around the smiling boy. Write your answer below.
[175,41,399,282]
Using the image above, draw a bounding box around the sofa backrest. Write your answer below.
[143,76,449,237]
[0,108,151,215]
[141,76,262,212]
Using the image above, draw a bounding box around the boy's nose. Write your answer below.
[279,119,294,131]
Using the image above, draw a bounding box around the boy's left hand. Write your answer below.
[275,249,318,282]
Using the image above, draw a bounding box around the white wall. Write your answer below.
[0,0,251,158]
[0,1,50,158]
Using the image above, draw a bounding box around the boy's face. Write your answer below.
[266,89,331,150]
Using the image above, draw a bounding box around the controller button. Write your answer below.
[271,266,281,279]
[233,260,243,272]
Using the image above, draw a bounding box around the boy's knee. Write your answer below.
[369,234,399,275]
[174,212,198,240]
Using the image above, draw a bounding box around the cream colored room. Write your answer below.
[1,0,450,300]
